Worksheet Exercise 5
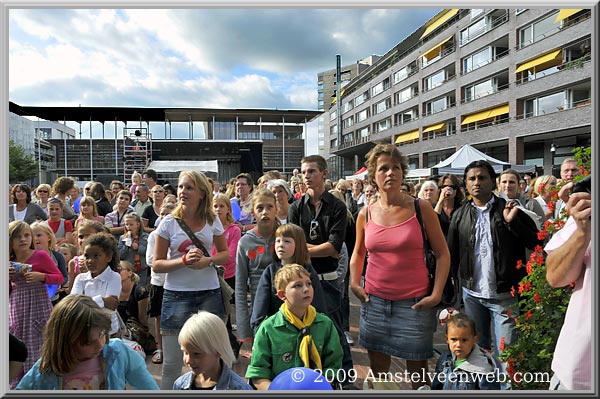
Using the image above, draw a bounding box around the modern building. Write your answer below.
[326,8,592,180]
[316,55,379,168]
[9,103,319,186]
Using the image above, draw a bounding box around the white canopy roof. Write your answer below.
[431,144,534,174]
[147,160,219,174]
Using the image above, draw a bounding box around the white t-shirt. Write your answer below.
[146,230,166,287]
[155,214,224,291]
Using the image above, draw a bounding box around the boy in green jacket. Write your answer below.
[246,263,343,390]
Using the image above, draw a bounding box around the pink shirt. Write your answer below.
[545,216,591,390]
[364,211,429,301]
[212,223,241,280]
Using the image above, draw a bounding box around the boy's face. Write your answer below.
[277,273,313,315]
[446,325,478,361]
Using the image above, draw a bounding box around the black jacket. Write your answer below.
[447,195,541,294]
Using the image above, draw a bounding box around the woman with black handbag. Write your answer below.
[152,170,230,390]
[349,144,450,390]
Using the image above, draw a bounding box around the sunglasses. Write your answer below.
[441,185,459,190]
[309,219,319,241]
[37,190,49,193]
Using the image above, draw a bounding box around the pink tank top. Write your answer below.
[364,207,430,301]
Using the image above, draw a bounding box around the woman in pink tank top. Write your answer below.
[349,143,451,390]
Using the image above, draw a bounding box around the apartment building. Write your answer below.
[328,8,592,179]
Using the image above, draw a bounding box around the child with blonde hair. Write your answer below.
[246,264,343,390]
[130,171,142,200]
[118,212,149,286]
[74,196,104,230]
[16,294,158,390]
[173,311,252,390]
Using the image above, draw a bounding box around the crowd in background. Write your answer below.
[8,153,589,391]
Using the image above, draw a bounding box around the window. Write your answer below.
[357,126,370,138]
[463,47,492,73]
[355,90,369,106]
[393,61,418,84]
[356,108,369,122]
[422,120,457,141]
[375,118,392,133]
[318,100,324,108]
[342,116,354,129]
[330,110,337,121]
[395,85,416,104]
[343,99,354,113]
[518,11,559,48]
[317,82,324,90]
[374,97,392,115]
[330,125,338,135]
[471,9,484,19]
[424,69,446,91]
[372,78,390,97]
[426,97,447,115]
[343,132,353,143]
[460,17,487,45]
[464,78,495,102]
[396,107,419,125]
[524,92,565,117]
[330,138,338,147]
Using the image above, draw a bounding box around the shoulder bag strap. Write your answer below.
[413,198,430,249]
[174,217,210,257]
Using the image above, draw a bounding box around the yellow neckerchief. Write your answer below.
[280,303,322,370]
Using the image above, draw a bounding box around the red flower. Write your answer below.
[526,310,533,320]
[511,286,516,297]
[535,255,545,264]
[548,200,555,212]
[533,245,544,254]
[499,336,506,352]
[526,263,533,275]
[515,260,523,270]
[507,308,513,318]
[537,229,548,241]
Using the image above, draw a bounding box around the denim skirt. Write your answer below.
[359,293,436,360]
[160,288,225,335]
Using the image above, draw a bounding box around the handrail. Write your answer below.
[516,10,591,50]
[514,97,591,120]
[461,81,510,103]
[460,11,509,46]
[423,100,456,117]
[515,54,591,85]
[461,48,509,75]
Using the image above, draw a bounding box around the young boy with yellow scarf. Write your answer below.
[246,263,343,390]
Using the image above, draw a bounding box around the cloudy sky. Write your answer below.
[9,8,440,152]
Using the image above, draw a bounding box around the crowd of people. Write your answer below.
[7,153,591,391]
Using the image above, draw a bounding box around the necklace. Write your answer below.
[377,193,404,212]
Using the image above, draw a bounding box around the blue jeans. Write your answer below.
[160,288,225,335]
[461,291,518,359]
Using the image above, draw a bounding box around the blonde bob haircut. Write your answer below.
[533,175,557,196]
[79,195,99,217]
[273,224,310,265]
[213,193,235,225]
[178,311,235,368]
[39,294,112,376]
[172,170,215,226]
[30,221,58,251]
[274,263,311,292]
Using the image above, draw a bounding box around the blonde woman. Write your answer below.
[533,175,558,221]
[34,184,53,214]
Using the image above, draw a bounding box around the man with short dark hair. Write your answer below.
[447,160,541,374]
[143,169,159,190]
[109,180,125,207]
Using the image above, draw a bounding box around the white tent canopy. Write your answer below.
[431,144,535,175]
[147,160,219,174]
[345,167,367,181]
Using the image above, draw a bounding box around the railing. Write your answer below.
[461,81,510,103]
[422,45,456,68]
[461,48,509,75]
[394,115,419,126]
[422,74,456,93]
[337,135,372,150]
[517,10,591,50]
[514,97,591,120]
[423,100,456,117]
[460,115,509,132]
[460,11,509,46]
[515,53,591,85]
[394,91,419,106]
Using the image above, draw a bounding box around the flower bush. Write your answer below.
[499,146,591,389]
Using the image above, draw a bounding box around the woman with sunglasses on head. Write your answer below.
[434,174,464,237]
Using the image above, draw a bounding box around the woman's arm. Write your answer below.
[152,235,187,273]
[349,207,368,302]
[414,199,450,309]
